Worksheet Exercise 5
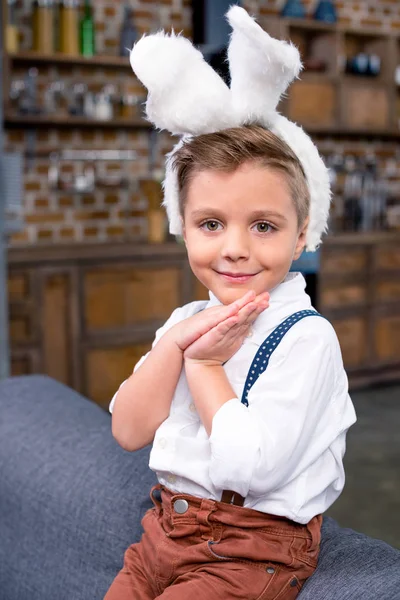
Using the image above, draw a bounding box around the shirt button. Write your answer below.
[158,438,167,449]
[189,403,196,413]
[246,327,254,338]
[167,474,177,484]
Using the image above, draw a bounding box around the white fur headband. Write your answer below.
[130,6,331,251]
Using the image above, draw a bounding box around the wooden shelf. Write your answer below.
[4,113,152,129]
[283,18,396,38]
[5,112,400,138]
[7,51,131,70]
[284,18,337,32]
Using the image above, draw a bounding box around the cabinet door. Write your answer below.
[375,313,400,363]
[84,266,181,331]
[8,270,38,345]
[320,282,367,310]
[331,316,368,368]
[321,248,367,274]
[86,343,151,409]
[375,245,400,271]
[343,84,389,130]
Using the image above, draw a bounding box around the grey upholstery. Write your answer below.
[0,375,399,600]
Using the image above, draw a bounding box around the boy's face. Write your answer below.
[182,162,309,305]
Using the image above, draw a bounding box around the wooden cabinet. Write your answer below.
[263,19,400,137]
[8,242,199,408]
[8,235,400,405]
[319,232,400,388]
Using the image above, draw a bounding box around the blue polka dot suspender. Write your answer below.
[241,310,324,407]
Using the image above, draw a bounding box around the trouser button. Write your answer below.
[173,499,189,514]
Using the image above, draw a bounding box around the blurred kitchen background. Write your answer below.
[0,0,399,547]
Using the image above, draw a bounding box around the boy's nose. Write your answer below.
[220,228,250,261]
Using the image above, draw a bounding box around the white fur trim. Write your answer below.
[129,9,332,250]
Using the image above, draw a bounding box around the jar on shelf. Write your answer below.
[32,0,55,54]
[119,94,138,119]
[59,0,79,55]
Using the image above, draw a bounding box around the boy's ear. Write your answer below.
[293,216,309,261]
[180,215,186,244]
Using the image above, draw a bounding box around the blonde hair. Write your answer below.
[171,124,310,228]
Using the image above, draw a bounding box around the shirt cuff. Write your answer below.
[109,379,127,414]
[209,398,261,497]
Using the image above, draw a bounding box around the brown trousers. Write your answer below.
[104,485,322,600]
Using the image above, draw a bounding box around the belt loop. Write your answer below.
[150,484,163,513]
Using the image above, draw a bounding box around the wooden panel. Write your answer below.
[86,343,151,409]
[322,248,367,274]
[84,267,180,330]
[10,349,40,375]
[375,314,400,362]
[331,316,368,367]
[343,85,389,129]
[194,277,209,301]
[320,283,367,309]
[376,280,400,303]
[9,314,32,343]
[11,356,32,376]
[288,80,336,127]
[375,245,400,270]
[42,274,71,385]
[8,271,29,301]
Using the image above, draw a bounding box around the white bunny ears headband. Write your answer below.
[130,5,331,251]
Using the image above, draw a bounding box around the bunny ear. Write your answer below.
[226,6,302,125]
[130,30,235,136]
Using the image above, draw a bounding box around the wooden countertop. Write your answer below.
[8,240,188,265]
[7,231,399,266]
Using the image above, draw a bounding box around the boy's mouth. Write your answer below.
[217,271,258,283]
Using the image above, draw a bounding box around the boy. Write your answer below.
[106,7,356,599]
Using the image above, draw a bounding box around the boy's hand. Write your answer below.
[183,292,269,365]
[171,290,266,353]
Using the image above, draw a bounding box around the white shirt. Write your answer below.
[110,273,356,524]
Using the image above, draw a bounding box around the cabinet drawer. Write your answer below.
[321,283,367,309]
[84,266,181,330]
[375,314,400,362]
[331,317,368,367]
[288,80,336,128]
[322,249,367,274]
[86,343,151,409]
[375,245,400,271]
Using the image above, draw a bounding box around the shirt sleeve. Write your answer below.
[209,319,353,498]
[109,305,190,414]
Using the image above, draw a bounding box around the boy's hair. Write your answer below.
[171,125,310,228]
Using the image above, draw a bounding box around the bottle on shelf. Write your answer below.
[314,0,337,23]
[32,0,55,54]
[80,0,95,57]
[281,0,306,19]
[59,0,79,55]
[119,3,138,57]
[6,0,19,54]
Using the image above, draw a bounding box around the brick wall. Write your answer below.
[6,0,400,245]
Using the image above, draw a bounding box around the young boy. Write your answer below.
[105,7,356,600]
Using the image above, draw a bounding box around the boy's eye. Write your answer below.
[254,222,273,233]
[201,220,221,231]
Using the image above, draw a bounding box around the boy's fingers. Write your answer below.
[230,290,256,313]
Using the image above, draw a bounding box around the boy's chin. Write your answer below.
[210,287,257,306]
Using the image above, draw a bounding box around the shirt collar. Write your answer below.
[206,272,312,345]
